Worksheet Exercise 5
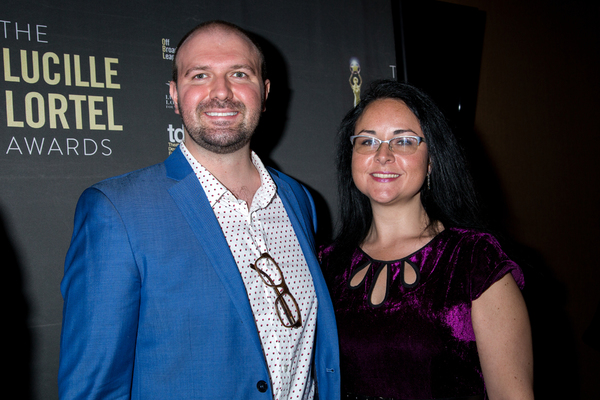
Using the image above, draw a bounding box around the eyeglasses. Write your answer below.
[250,253,302,329]
[350,135,425,155]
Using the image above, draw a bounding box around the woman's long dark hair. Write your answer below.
[328,79,485,267]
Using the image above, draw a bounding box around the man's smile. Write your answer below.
[205,111,239,117]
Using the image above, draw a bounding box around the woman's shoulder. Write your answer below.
[318,243,339,268]
[444,227,524,290]
[443,227,502,248]
[440,228,514,267]
[318,243,334,258]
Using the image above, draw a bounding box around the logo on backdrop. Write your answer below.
[2,20,123,157]
[165,82,174,109]
[349,57,362,107]
[166,82,180,155]
[162,37,175,61]
[161,37,180,154]
[167,123,184,155]
[165,83,180,155]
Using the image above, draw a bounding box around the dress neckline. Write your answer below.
[357,227,450,264]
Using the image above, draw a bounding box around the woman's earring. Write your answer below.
[427,173,431,190]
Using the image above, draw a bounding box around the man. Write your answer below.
[58,20,340,400]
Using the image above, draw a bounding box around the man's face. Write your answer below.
[170,28,270,155]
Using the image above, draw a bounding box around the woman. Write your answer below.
[320,80,533,400]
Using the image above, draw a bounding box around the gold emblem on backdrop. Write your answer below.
[349,57,362,107]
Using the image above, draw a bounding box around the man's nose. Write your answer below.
[210,76,233,101]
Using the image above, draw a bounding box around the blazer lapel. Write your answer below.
[272,171,333,313]
[164,148,262,351]
[272,176,315,256]
[272,171,341,378]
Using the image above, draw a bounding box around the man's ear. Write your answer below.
[169,81,180,114]
[262,79,271,112]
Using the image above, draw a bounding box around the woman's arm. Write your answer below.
[472,273,534,400]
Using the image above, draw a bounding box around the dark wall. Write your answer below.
[393,0,485,138]
[394,1,600,397]
[439,1,600,398]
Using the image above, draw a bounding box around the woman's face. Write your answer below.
[351,98,429,208]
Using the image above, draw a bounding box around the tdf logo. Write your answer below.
[167,123,184,154]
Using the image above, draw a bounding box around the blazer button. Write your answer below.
[256,380,268,393]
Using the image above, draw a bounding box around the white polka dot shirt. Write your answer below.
[180,143,317,400]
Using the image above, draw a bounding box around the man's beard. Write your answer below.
[179,98,261,155]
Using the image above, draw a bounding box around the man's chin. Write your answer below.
[201,142,249,155]
[189,132,252,155]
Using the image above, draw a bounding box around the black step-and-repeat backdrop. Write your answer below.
[1,0,396,397]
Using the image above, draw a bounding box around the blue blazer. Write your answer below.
[58,147,340,399]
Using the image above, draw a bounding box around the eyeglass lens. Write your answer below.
[351,135,423,155]
[254,256,283,285]
[276,293,301,328]
[251,254,302,328]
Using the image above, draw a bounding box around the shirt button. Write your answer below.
[256,380,268,393]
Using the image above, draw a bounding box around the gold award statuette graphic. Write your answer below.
[349,57,362,107]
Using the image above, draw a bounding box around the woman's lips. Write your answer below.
[371,172,400,178]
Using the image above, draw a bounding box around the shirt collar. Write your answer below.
[179,142,277,210]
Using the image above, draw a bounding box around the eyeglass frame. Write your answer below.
[349,134,426,155]
[249,253,302,329]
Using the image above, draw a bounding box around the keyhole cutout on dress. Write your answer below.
[403,260,418,286]
[350,263,370,288]
[350,259,420,307]
[370,264,388,306]
[349,262,389,306]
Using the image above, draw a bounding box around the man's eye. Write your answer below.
[193,73,208,79]
[232,71,247,78]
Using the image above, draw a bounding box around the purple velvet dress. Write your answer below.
[320,228,524,400]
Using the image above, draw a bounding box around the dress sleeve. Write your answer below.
[468,233,524,301]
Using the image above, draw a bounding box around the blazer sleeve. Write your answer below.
[58,187,140,400]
